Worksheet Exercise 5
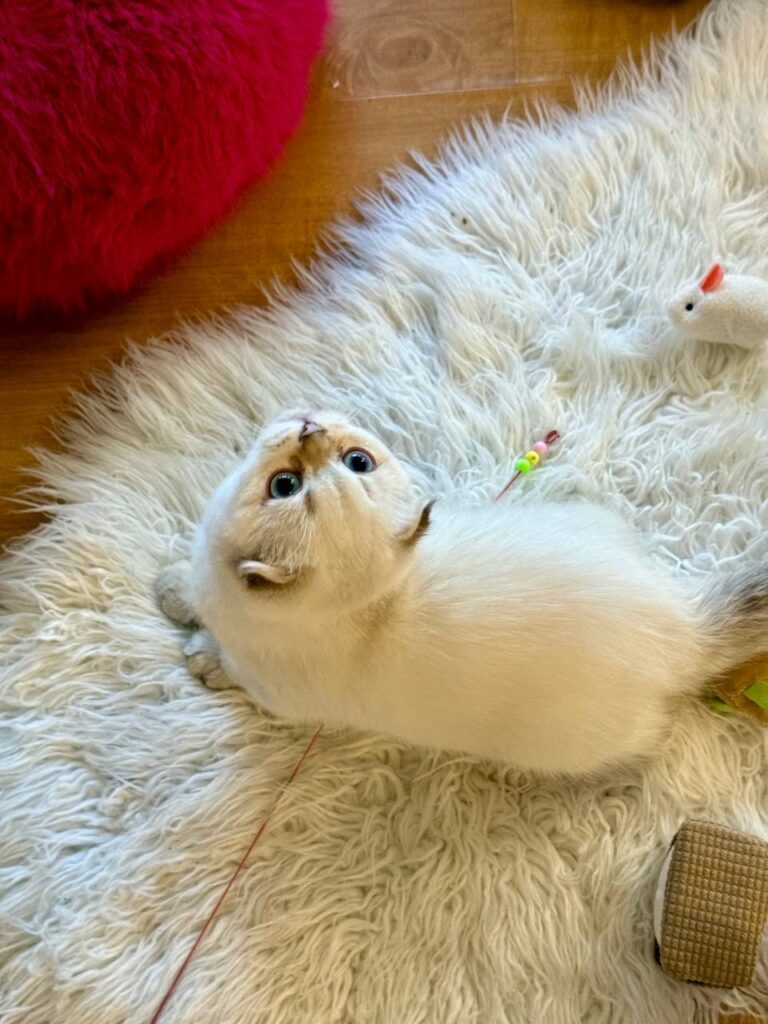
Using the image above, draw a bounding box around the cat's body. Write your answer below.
[162,411,768,776]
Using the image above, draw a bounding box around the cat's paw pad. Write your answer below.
[156,561,196,627]
[183,630,231,690]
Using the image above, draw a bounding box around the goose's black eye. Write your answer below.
[268,470,302,499]
[342,449,376,473]
[685,302,694,312]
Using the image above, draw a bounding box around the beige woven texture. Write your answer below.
[660,820,768,988]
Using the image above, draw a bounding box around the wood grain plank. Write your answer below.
[514,0,706,82]
[326,0,517,99]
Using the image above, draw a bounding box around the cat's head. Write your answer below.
[200,411,431,615]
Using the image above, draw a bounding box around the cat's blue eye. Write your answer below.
[343,449,376,474]
[268,470,302,499]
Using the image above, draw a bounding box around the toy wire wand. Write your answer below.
[149,425,563,1022]
[495,429,561,502]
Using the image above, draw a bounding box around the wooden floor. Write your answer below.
[0,0,709,545]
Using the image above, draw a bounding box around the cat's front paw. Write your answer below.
[183,630,232,691]
[156,560,197,627]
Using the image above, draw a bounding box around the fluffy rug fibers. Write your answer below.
[2,2,767,1021]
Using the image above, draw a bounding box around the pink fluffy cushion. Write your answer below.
[0,1,329,318]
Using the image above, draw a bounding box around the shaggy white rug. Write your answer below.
[2,2,768,1021]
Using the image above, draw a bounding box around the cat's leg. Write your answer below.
[183,629,233,691]
[155,559,197,627]
[156,563,234,691]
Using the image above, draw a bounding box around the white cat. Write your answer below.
[158,411,767,776]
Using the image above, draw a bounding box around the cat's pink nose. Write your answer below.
[298,419,324,442]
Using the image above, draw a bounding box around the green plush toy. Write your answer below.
[707,652,768,725]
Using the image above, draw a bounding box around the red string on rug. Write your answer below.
[149,725,323,1023]
[149,429,560,1021]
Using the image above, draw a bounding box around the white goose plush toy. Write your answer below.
[669,263,768,349]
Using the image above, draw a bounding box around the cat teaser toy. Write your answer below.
[495,429,561,501]
[149,428,562,1022]
[669,261,768,349]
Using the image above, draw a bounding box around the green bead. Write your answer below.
[745,679,768,711]
[515,458,532,474]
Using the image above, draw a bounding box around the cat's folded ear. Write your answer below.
[237,560,298,588]
[397,500,434,547]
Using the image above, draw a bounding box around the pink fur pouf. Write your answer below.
[0,0,329,318]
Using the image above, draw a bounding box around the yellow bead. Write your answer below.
[525,450,541,467]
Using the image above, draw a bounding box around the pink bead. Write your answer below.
[532,441,549,457]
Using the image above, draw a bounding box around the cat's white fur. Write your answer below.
[166,411,763,776]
